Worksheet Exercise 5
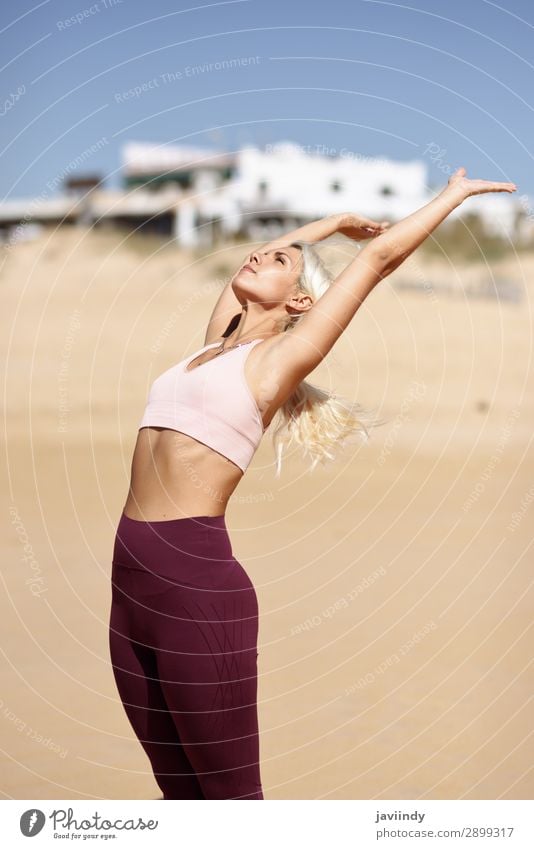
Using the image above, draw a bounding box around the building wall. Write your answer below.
[231,142,429,220]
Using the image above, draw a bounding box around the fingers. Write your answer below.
[448,166,467,181]
[453,171,517,196]
[366,220,391,230]
[487,180,516,190]
[479,181,517,193]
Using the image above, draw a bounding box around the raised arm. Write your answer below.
[257,212,390,253]
[274,167,517,378]
[203,280,242,345]
[203,212,390,345]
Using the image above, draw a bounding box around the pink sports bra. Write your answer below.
[138,338,266,472]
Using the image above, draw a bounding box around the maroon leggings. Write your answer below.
[108,511,263,800]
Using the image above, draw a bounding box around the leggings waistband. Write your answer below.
[113,510,234,575]
[120,510,227,529]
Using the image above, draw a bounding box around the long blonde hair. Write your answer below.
[269,239,385,477]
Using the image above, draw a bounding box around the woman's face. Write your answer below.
[232,245,304,307]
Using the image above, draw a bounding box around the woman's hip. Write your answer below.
[109,511,259,654]
[111,510,257,595]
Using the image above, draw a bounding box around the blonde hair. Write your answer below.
[269,239,385,477]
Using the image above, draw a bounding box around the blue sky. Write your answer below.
[1,0,533,200]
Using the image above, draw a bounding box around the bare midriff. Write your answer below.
[121,427,246,521]
[121,336,292,521]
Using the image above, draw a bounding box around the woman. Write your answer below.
[108,167,516,800]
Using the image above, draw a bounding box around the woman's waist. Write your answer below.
[109,509,258,595]
[132,429,243,506]
[112,509,234,572]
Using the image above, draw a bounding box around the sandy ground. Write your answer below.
[1,225,533,800]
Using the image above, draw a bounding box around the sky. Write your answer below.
[1,0,533,201]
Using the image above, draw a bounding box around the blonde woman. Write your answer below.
[109,167,516,800]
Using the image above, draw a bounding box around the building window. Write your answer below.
[258,180,269,197]
[380,185,395,196]
[330,180,343,192]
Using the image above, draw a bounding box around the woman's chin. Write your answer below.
[232,278,256,300]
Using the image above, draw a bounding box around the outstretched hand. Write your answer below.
[445,166,517,201]
[335,213,391,241]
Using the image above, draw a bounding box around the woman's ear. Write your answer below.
[287,291,313,314]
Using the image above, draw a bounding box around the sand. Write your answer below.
[1,225,532,799]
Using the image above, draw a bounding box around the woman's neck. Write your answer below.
[226,310,284,344]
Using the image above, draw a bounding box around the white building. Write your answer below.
[118,140,433,244]
[0,140,530,248]
[235,142,427,215]
[118,139,525,246]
